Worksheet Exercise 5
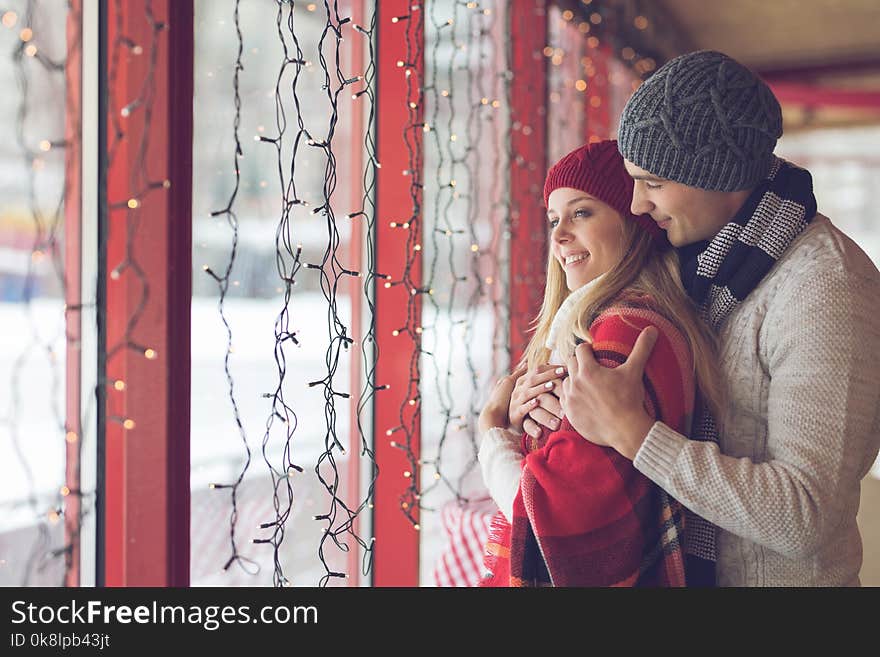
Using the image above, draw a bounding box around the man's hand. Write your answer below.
[478,365,527,434]
[560,326,658,460]
[508,364,567,438]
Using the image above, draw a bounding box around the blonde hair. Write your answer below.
[520,217,726,425]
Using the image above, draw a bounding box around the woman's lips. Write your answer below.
[562,253,590,268]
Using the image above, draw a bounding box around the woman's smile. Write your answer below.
[562,252,590,268]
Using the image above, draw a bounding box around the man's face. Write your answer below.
[623,159,750,247]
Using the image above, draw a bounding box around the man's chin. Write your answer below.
[664,228,686,247]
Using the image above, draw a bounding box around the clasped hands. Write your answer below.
[478,327,659,460]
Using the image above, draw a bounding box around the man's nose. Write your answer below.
[631,187,653,215]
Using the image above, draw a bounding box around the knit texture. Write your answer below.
[544,274,603,363]
[544,139,667,245]
[672,156,817,566]
[480,302,694,587]
[618,50,782,191]
[633,215,880,585]
[678,157,817,324]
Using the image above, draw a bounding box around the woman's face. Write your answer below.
[547,187,627,291]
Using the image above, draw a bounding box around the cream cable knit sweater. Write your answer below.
[635,215,880,586]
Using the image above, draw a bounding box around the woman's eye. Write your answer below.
[573,208,591,218]
[548,218,559,229]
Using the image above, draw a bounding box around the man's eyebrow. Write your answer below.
[629,173,665,182]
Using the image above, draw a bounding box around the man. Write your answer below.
[555,50,880,586]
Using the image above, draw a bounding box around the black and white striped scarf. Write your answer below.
[676,157,817,582]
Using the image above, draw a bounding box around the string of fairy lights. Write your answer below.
[307,0,369,588]
[0,0,681,588]
[487,1,511,382]
[414,0,450,514]
[202,0,669,583]
[417,0,506,511]
[206,0,381,587]
[548,1,666,105]
[349,2,381,581]
[203,0,261,579]
[414,0,667,520]
[1,0,85,585]
[383,0,427,531]
[103,0,168,425]
[460,1,498,496]
[423,0,465,506]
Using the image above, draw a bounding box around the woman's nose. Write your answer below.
[551,219,570,242]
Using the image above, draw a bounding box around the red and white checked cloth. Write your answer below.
[432,496,498,587]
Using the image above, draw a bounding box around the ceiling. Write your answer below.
[656,0,880,70]
[652,0,880,130]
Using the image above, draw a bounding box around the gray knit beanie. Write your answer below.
[617,50,782,191]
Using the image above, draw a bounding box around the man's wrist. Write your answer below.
[615,414,654,461]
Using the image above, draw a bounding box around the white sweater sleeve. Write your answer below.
[477,427,523,523]
[634,265,880,559]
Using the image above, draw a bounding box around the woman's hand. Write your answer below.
[478,365,527,434]
[508,364,567,438]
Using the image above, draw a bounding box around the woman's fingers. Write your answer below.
[516,379,563,403]
[523,416,542,439]
[509,364,568,432]
[514,364,565,387]
[535,391,563,418]
[529,406,561,431]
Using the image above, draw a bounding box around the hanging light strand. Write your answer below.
[4,0,76,585]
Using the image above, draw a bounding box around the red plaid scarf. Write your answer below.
[481,304,692,587]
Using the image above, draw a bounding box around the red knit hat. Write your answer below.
[543,139,667,247]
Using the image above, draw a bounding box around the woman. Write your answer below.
[477,139,723,586]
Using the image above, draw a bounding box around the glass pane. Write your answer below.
[192,0,365,586]
[0,0,75,585]
[418,0,511,586]
[547,4,641,157]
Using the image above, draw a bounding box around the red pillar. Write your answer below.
[509,2,549,364]
[373,0,424,586]
[103,0,192,586]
